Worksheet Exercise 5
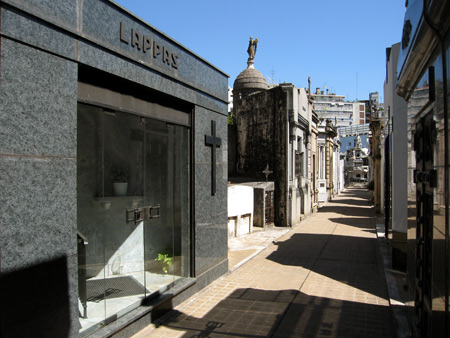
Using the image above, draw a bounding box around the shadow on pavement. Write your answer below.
[326,217,375,228]
[155,288,397,338]
[322,198,371,207]
[266,233,385,298]
[264,187,386,299]
[319,205,374,218]
[148,188,398,337]
[338,188,371,199]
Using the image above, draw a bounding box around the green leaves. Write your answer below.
[155,253,173,274]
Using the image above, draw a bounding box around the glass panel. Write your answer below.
[170,125,190,280]
[77,104,107,335]
[143,121,190,293]
[447,40,450,333]
[77,103,190,335]
[404,69,422,322]
[431,56,446,337]
[101,109,147,322]
[77,105,148,335]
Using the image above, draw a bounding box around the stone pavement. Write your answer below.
[228,226,291,272]
[132,188,400,338]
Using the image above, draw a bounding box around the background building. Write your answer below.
[361,91,383,124]
[231,49,324,226]
[311,89,366,126]
[228,86,234,113]
[232,80,315,226]
[316,119,340,201]
[383,42,408,270]
[369,106,384,213]
[344,135,370,185]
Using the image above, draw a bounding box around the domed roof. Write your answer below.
[233,66,269,97]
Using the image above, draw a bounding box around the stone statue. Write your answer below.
[247,37,258,64]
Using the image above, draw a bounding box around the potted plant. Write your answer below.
[111,169,128,196]
[154,252,173,274]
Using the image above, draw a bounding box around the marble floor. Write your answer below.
[79,271,179,334]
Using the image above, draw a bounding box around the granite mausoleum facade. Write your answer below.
[0,1,229,337]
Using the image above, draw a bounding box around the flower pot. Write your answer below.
[113,182,128,196]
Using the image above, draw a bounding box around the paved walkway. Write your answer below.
[132,188,398,338]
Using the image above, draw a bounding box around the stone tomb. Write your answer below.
[227,185,254,238]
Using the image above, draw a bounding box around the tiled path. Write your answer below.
[132,188,397,337]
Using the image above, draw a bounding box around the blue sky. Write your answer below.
[114,0,406,102]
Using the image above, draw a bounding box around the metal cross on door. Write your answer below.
[413,112,437,338]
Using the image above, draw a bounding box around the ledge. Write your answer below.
[93,196,144,202]
[92,196,144,209]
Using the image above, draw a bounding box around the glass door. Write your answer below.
[77,103,190,335]
[142,119,190,295]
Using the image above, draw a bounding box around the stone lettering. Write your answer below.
[163,47,171,65]
[153,41,161,58]
[131,28,142,50]
[171,53,179,69]
[120,22,129,43]
[143,35,152,53]
[120,22,179,69]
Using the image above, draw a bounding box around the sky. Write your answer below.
[113,0,406,102]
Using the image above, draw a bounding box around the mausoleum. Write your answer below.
[0,1,228,337]
[231,38,316,226]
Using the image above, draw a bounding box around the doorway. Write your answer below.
[414,111,436,337]
[76,103,190,334]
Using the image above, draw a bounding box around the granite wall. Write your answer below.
[193,106,228,277]
[0,38,80,336]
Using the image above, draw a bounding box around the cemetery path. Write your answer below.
[132,188,399,338]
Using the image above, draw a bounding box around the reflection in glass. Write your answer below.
[77,104,190,335]
[447,39,450,330]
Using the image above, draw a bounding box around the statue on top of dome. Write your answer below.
[247,37,258,65]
